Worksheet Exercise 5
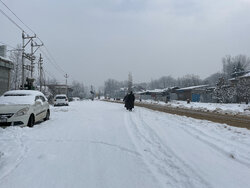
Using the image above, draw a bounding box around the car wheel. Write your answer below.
[44,110,50,121]
[27,114,35,127]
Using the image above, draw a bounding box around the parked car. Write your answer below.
[0,90,50,127]
[54,94,69,106]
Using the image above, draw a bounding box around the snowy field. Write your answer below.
[140,99,250,116]
[0,101,250,188]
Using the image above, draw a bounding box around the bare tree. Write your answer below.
[204,72,224,86]
[104,79,121,98]
[222,54,250,79]
[9,45,22,89]
[158,76,177,88]
[177,74,202,87]
[71,81,86,99]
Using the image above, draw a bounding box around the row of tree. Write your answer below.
[104,54,250,103]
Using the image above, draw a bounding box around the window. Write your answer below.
[40,96,46,102]
[56,96,66,99]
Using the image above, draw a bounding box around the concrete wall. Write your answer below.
[0,66,11,96]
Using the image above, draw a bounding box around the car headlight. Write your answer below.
[15,107,29,117]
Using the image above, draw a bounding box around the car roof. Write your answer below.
[4,90,45,97]
[55,94,67,97]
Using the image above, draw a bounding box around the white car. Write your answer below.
[54,94,69,106]
[0,90,50,127]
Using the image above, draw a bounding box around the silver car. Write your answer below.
[0,90,50,127]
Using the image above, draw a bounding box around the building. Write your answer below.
[0,55,14,96]
[176,85,210,102]
[136,87,179,102]
[229,71,250,84]
[47,84,73,98]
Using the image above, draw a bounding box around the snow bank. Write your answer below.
[139,99,250,116]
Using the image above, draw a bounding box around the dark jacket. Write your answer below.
[123,94,129,108]
[127,92,135,109]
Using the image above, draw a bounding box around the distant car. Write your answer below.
[72,97,80,101]
[0,90,50,127]
[54,94,69,106]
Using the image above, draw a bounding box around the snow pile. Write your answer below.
[139,99,250,116]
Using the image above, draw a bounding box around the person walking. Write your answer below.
[127,91,135,111]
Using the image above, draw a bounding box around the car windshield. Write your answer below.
[56,96,66,99]
[4,94,30,96]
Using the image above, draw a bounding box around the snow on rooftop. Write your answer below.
[0,56,12,62]
[3,90,44,96]
[55,94,67,97]
[241,72,250,78]
[137,88,167,95]
[177,85,209,91]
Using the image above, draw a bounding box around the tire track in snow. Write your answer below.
[154,113,250,168]
[124,110,211,188]
[175,121,250,168]
[0,128,29,181]
[90,141,141,157]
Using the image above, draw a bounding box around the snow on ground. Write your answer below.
[0,101,250,188]
[140,99,250,116]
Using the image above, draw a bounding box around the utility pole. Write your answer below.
[21,31,25,89]
[64,74,69,96]
[38,53,43,91]
[21,31,43,89]
[21,32,36,89]
[30,40,34,78]
[31,40,43,78]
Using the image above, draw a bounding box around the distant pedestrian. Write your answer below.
[126,91,135,111]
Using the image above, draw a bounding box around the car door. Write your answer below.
[34,95,43,121]
[39,96,48,119]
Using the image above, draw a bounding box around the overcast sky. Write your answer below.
[1,0,250,86]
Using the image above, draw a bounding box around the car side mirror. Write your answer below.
[35,99,42,105]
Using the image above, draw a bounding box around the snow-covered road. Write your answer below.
[0,101,250,188]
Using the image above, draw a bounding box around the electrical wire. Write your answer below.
[1,0,70,81]
[0,7,24,32]
[0,0,35,35]
[44,69,57,80]
[42,44,66,74]
[39,48,66,76]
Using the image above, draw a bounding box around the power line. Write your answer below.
[40,43,66,74]
[0,7,24,32]
[0,0,35,35]
[1,0,71,82]
[39,48,65,76]
[44,69,57,80]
